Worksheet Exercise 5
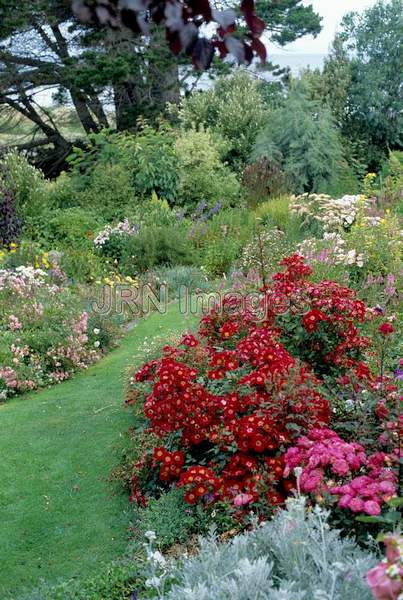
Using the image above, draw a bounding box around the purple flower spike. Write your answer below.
[394,368,403,381]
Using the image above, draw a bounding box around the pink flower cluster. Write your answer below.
[0,367,36,392]
[331,452,398,516]
[8,314,22,331]
[367,534,403,600]
[284,429,398,515]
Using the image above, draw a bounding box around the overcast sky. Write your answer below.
[267,0,379,54]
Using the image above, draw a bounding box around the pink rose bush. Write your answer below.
[367,534,403,600]
[284,428,399,516]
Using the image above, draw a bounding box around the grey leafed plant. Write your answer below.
[148,496,376,600]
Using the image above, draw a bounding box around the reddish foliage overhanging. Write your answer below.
[126,255,399,518]
[72,0,267,69]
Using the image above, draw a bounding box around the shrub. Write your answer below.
[115,226,195,275]
[0,169,22,248]
[201,236,241,278]
[60,247,105,283]
[0,151,46,220]
[255,198,306,245]
[145,497,376,600]
[175,128,239,212]
[41,207,102,249]
[252,84,345,194]
[16,560,141,600]
[131,488,197,550]
[144,266,212,297]
[241,157,288,206]
[69,127,179,207]
[176,70,269,169]
[191,207,255,252]
[378,150,403,208]
[77,162,139,220]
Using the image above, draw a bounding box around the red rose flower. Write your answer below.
[378,322,394,336]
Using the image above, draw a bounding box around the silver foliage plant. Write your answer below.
[146,496,377,600]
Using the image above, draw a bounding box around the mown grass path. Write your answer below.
[0,305,197,597]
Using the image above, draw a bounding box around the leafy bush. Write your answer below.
[175,128,239,211]
[40,207,102,249]
[0,169,22,247]
[255,198,306,245]
[115,226,194,275]
[378,150,403,208]
[145,497,376,599]
[68,127,179,207]
[252,84,345,194]
[77,162,139,220]
[0,151,46,220]
[16,560,141,600]
[241,157,288,206]
[144,266,212,297]
[60,246,106,283]
[131,488,197,550]
[176,71,269,169]
[201,236,242,278]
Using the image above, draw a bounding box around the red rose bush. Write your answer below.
[125,255,400,522]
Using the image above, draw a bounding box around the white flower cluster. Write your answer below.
[290,193,368,233]
[0,265,48,293]
[94,218,139,248]
[298,233,365,268]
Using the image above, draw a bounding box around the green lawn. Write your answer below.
[0,305,196,597]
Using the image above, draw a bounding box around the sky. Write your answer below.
[267,0,379,55]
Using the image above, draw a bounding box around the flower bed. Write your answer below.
[0,265,119,400]
[124,255,400,528]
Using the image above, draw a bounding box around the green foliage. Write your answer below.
[17,561,141,600]
[378,151,403,208]
[77,163,139,220]
[60,247,105,283]
[109,226,194,275]
[131,488,197,550]
[202,236,242,278]
[40,208,102,249]
[255,0,322,46]
[176,71,269,168]
[0,151,46,220]
[241,158,288,206]
[67,127,179,215]
[175,128,239,211]
[337,0,403,162]
[252,84,345,194]
[145,265,212,297]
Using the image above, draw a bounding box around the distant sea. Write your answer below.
[268,54,325,76]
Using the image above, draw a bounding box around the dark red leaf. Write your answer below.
[251,37,267,62]
[240,0,254,16]
[245,13,265,36]
[213,39,228,59]
[243,42,254,65]
[166,30,183,55]
[188,0,212,21]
